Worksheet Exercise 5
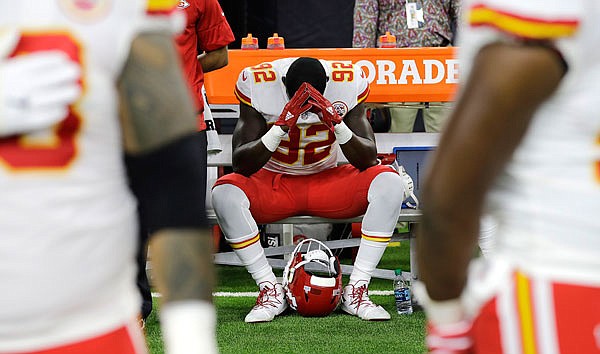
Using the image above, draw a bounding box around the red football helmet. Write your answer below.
[282,238,342,317]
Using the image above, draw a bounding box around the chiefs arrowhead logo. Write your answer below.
[178,0,190,9]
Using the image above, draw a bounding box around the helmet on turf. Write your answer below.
[282,238,342,317]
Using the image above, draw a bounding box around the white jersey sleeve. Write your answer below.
[320,59,370,118]
[133,0,186,35]
[458,0,584,79]
[465,0,582,40]
[119,0,185,74]
[233,65,257,107]
[233,58,293,118]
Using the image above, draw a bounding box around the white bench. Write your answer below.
[208,133,439,281]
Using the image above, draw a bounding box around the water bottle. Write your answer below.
[378,31,397,48]
[267,33,285,50]
[393,269,413,315]
[241,33,259,50]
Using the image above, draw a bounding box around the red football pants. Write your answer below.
[472,272,600,353]
[213,164,397,223]
[7,323,147,354]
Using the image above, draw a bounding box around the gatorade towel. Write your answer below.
[202,85,222,154]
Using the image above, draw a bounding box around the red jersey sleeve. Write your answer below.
[196,0,235,52]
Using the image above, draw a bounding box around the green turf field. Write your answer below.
[144,239,427,353]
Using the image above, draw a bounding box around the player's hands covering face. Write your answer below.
[305,83,342,132]
[275,82,312,131]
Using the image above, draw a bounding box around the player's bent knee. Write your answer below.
[211,183,247,215]
[211,184,259,242]
[369,172,405,205]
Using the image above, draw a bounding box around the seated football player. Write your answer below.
[211,57,413,322]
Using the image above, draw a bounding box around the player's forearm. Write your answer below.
[198,46,228,73]
[416,105,492,301]
[337,105,378,170]
[339,136,378,170]
[148,228,214,303]
[232,140,272,176]
[417,207,479,301]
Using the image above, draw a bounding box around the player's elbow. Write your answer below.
[353,158,378,171]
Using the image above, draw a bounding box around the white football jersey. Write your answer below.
[234,58,370,175]
[459,0,600,281]
[0,0,179,350]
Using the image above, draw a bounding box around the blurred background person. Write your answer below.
[353,0,460,133]
[136,0,235,328]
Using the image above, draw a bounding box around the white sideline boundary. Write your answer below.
[152,290,394,298]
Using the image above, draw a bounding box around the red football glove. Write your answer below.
[426,320,474,354]
[305,83,342,132]
[275,82,312,129]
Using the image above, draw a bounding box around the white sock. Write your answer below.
[236,241,277,285]
[160,301,217,354]
[349,237,389,285]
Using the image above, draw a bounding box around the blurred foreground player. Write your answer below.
[0,1,215,353]
[416,1,600,353]
[136,0,235,326]
[211,57,414,322]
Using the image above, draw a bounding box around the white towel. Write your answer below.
[202,85,222,155]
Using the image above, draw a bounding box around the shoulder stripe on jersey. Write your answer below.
[357,86,370,104]
[146,0,178,15]
[234,86,252,106]
[469,4,579,39]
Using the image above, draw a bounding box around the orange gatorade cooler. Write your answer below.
[241,33,259,50]
[267,33,285,50]
[378,31,397,48]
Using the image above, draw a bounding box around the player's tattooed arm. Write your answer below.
[118,31,197,154]
[118,31,213,304]
[149,229,215,303]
